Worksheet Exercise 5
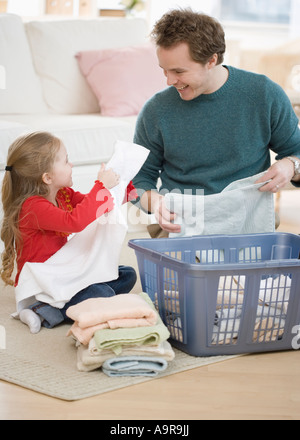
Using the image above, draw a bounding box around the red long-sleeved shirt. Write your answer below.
[15,181,137,285]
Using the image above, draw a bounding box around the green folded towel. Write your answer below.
[93,292,170,355]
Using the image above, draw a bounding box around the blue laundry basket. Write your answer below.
[129,233,300,356]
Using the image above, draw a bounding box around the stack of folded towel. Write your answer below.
[66,292,175,376]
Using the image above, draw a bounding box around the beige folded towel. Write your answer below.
[67,293,158,328]
[77,339,175,372]
[67,293,159,345]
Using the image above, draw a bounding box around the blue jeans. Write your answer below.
[29,265,137,329]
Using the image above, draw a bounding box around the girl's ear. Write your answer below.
[42,172,52,185]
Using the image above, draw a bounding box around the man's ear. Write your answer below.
[207,54,218,69]
[42,172,52,185]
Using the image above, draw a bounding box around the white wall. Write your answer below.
[7,0,98,17]
[148,0,221,26]
[7,0,46,16]
[6,0,300,46]
[290,0,300,37]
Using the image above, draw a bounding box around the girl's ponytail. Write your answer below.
[1,169,17,285]
[0,132,61,286]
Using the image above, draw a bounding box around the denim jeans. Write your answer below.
[29,265,137,329]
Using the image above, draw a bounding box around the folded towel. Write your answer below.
[93,293,170,355]
[101,356,168,377]
[67,293,158,329]
[68,322,107,346]
[67,292,160,345]
[94,319,170,355]
[77,339,175,372]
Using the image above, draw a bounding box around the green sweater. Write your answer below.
[133,66,300,197]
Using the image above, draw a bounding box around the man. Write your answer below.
[133,9,300,235]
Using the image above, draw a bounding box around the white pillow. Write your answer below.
[0,14,47,115]
[25,18,148,115]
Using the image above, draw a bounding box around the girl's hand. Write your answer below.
[97,163,120,189]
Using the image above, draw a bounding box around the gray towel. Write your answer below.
[165,172,275,237]
[102,356,168,377]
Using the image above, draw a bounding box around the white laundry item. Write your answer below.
[231,274,291,313]
[259,275,292,314]
[212,320,241,344]
[213,303,287,344]
[14,141,149,312]
[165,172,275,238]
[215,306,243,322]
[213,306,243,343]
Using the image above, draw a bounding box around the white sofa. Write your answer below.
[0,13,157,194]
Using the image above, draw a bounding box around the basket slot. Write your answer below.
[162,268,185,344]
[152,266,185,344]
[239,246,262,263]
[143,259,157,300]
[195,248,225,264]
[252,273,291,343]
[165,250,182,261]
[211,272,292,346]
[211,275,245,345]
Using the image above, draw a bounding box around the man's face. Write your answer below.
[157,42,217,101]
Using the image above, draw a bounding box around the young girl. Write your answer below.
[1,132,137,333]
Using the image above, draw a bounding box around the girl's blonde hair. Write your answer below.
[1,132,61,286]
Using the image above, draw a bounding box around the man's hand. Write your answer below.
[140,190,181,233]
[255,158,295,192]
[153,196,181,234]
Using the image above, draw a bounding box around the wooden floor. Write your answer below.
[0,190,300,420]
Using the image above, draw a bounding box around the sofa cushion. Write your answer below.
[25,18,148,115]
[0,14,48,114]
[0,120,29,168]
[76,44,166,117]
[0,114,137,168]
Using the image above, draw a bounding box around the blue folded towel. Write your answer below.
[102,356,168,377]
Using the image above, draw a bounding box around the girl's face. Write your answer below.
[47,142,73,190]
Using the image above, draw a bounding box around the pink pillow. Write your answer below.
[76,44,166,117]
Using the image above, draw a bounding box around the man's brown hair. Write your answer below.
[151,8,226,65]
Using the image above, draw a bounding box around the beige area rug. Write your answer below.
[0,232,240,401]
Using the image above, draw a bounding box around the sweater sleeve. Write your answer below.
[133,99,165,205]
[20,181,114,234]
[268,82,300,159]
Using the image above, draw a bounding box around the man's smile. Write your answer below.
[176,85,189,91]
